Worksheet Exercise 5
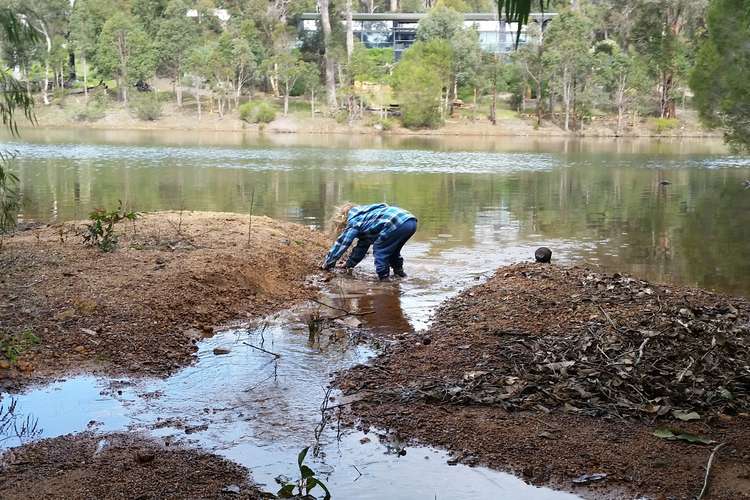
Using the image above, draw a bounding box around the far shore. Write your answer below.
[24,97,723,141]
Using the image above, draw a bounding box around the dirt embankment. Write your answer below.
[0,212,329,390]
[0,432,263,499]
[338,264,750,499]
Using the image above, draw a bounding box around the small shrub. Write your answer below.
[367,116,395,131]
[130,94,162,121]
[70,94,107,122]
[0,152,20,237]
[239,101,277,124]
[83,200,140,252]
[0,330,39,366]
[277,447,331,500]
[653,117,679,134]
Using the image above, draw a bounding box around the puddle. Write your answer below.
[1,238,585,499]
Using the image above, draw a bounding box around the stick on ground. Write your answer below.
[697,442,726,500]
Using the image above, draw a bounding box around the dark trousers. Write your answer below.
[373,218,417,278]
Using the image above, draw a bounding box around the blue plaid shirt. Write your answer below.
[323,204,416,269]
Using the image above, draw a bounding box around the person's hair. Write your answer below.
[329,202,355,236]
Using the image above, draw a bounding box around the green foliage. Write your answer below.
[70,93,108,122]
[95,12,156,100]
[83,200,140,252]
[350,46,393,84]
[691,0,750,151]
[392,40,452,128]
[155,0,200,83]
[129,93,163,121]
[0,330,39,366]
[239,101,277,124]
[0,151,19,235]
[277,447,331,500]
[416,5,464,42]
[652,117,679,134]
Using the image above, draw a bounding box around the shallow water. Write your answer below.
[2,128,750,498]
[1,251,581,499]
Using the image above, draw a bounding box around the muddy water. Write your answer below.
[2,129,750,498]
[2,256,580,499]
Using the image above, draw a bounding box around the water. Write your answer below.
[1,261,580,499]
[6,128,749,297]
[2,128,749,498]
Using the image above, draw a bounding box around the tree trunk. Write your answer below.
[284,85,289,115]
[390,0,397,11]
[68,51,76,81]
[83,54,88,100]
[346,0,354,63]
[319,0,337,110]
[195,84,201,119]
[311,88,315,118]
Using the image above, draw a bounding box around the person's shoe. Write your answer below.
[393,268,407,278]
[378,275,391,282]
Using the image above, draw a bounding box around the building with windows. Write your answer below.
[298,12,555,59]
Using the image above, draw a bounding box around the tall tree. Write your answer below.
[318,0,337,110]
[96,12,156,103]
[543,9,592,131]
[156,0,199,107]
[691,0,750,151]
[70,0,111,99]
[631,0,707,119]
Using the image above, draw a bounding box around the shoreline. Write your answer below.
[23,98,724,141]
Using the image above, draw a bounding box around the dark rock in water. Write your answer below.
[659,180,672,186]
[535,247,552,263]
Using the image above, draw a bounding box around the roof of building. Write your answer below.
[299,12,555,22]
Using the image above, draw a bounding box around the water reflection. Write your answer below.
[4,129,750,297]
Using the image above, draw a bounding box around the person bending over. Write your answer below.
[322,203,417,281]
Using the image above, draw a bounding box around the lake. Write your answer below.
[5,127,750,297]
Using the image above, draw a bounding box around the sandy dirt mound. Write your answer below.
[0,212,329,390]
[0,432,263,499]
[338,263,750,499]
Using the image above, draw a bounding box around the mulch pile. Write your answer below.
[337,263,750,498]
[0,432,263,499]
[342,263,750,421]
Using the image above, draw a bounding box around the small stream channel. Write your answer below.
[0,239,587,499]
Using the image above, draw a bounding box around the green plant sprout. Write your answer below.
[277,447,332,500]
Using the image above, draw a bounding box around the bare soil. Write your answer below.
[337,263,750,499]
[0,432,264,499]
[0,212,328,391]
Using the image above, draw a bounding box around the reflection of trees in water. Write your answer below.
[0,398,41,447]
[14,143,750,295]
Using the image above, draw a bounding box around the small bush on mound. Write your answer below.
[653,117,679,134]
[239,101,276,124]
[70,95,107,122]
[130,94,162,121]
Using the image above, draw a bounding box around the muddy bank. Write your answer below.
[0,432,262,499]
[0,212,328,390]
[338,264,750,499]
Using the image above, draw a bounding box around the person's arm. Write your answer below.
[345,237,372,268]
[322,227,358,269]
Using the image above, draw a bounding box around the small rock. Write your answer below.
[221,485,241,495]
[572,472,608,485]
[185,423,209,434]
[0,359,10,369]
[74,345,86,353]
[213,347,231,355]
[359,437,371,444]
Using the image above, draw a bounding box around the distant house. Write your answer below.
[298,12,555,59]
[186,8,231,23]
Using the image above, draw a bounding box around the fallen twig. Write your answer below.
[636,337,650,365]
[697,442,726,500]
[242,341,281,358]
[598,305,620,332]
